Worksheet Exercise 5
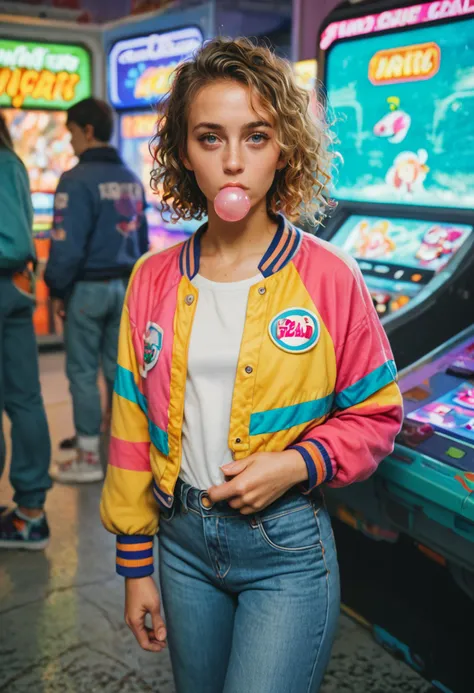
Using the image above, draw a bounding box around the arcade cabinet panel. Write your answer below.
[331,213,472,316]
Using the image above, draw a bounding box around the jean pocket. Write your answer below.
[160,504,176,524]
[71,283,107,320]
[257,500,321,553]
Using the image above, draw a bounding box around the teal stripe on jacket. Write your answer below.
[335,360,397,410]
[149,422,170,456]
[114,365,169,455]
[114,364,148,414]
[250,393,334,436]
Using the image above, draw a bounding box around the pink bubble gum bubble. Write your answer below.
[214,186,251,222]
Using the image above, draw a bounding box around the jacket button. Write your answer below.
[235,438,242,444]
[245,366,253,374]
[185,294,194,305]
[258,287,266,295]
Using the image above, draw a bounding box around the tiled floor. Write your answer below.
[0,352,432,692]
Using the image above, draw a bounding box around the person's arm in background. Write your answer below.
[0,158,35,269]
[44,175,95,312]
[19,160,34,242]
[289,266,403,492]
[138,190,149,255]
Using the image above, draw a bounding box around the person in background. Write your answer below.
[45,98,149,484]
[0,112,52,549]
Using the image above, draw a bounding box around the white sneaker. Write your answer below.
[51,450,104,484]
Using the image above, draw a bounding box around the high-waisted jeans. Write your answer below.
[158,478,340,693]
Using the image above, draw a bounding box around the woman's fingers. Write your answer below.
[129,617,162,652]
[150,603,167,645]
[145,626,167,652]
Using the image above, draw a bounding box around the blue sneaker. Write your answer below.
[0,508,50,550]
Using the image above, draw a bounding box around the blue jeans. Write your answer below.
[65,280,126,439]
[159,480,340,693]
[0,277,51,508]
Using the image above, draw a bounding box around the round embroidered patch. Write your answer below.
[141,322,163,377]
[269,308,320,354]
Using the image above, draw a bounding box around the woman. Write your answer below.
[100,38,403,693]
[0,112,51,549]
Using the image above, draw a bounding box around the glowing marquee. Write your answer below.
[108,26,203,110]
[0,39,91,109]
[320,0,474,50]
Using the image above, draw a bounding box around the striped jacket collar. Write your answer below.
[179,214,303,280]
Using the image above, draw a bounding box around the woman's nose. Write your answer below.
[223,143,244,175]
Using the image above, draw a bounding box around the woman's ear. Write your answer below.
[276,157,287,171]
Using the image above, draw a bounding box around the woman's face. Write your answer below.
[183,80,285,212]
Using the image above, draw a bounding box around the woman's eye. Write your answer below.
[249,133,267,144]
[201,133,218,144]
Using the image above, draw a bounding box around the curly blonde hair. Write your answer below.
[150,37,335,224]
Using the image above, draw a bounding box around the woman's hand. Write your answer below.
[207,450,308,515]
[125,576,167,652]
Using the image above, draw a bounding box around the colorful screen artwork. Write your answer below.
[332,215,472,273]
[407,383,474,444]
[326,17,474,208]
[119,112,200,251]
[3,109,77,233]
[0,39,91,110]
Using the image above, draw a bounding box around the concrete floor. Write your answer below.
[0,352,433,693]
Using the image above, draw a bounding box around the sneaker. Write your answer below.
[51,449,104,484]
[0,508,50,550]
[59,435,77,450]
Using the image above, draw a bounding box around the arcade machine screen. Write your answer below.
[119,112,197,252]
[399,331,474,467]
[325,15,474,316]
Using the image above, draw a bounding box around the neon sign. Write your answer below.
[108,26,203,110]
[369,42,441,85]
[320,0,474,50]
[0,40,91,109]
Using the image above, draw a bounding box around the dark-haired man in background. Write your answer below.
[45,97,149,483]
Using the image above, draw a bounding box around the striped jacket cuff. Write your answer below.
[289,438,334,493]
[116,535,154,577]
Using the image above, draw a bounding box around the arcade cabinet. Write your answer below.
[318,0,474,370]
[316,2,474,691]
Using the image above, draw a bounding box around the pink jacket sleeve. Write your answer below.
[289,265,403,491]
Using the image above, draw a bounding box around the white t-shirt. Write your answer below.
[180,272,263,490]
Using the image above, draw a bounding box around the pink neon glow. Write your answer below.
[320,0,474,50]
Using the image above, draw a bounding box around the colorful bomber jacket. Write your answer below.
[100,215,403,578]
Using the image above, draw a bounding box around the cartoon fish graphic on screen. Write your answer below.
[373,109,411,144]
[373,97,411,144]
